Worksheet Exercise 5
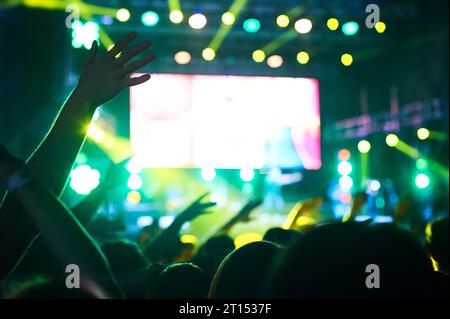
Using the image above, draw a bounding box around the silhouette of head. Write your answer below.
[151,263,209,299]
[209,241,281,299]
[263,227,300,247]
[265,222,435,298]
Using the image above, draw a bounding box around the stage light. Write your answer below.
[169,10,183,24]
[267,55,283,68]
[295,18,312,34]
[339,175,353,190]
[369,180,381,192]
[116,8,130,22]
[234,232,262,249]
[240,168,255,182]
[386,134,399,147]
[126,157,143,174]
[342,21,359,36]
[222,12,235,25]
[338,161,353,176]
[358,140,371,153]
[375,22,386,33]
[252,49,265,62]
[296,51,310,64]
[415,173,430,189]
[127,174,143,190]
[180,234,199,245]
[276,14,290,28]
[70,165,100,195]
[338,149,351,161]
[341,53,353,66]
[189,13,207,29]
[75,152,88,165]
[71,21,99,50]
[201,168,216,181]
[417,128,430,140]
[127,191,142,205]
[202,48,215,61]
[243,18,260,33]
[174,51,191,64]
[137,215,153,227]
[87,124,105,142]
[327,18,339,31]
[141,11,159,27]
[416,158,428,170]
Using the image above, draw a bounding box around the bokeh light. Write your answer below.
[189,13,207,29]
[295,18,313,34]
[70,165,100,195]
[338,149,351,161]
[243,18,261,33]
[417,128,430,140]
[240,168,255,182]
[339,175,353,190]
[201,168,216,181]
[127,191,142,204]
[267,55,283,68]
[358,140,371,153]
[386,134,399,147]
[296,51,310,64]
[341,53,353,66]
[202,48,216,61]
[141,11,159,27]
[222,12,235,25]
[375,22,386,33]
[415,173,430,189]
[276,14,290,28]
[116,8,131,22]
[174,51,192,64]
[252,49,265,62]
[338,161,353,176]
[327,18,339,31]
[169,10,184,24]
[342,21,359,35]
[127,174,143,190]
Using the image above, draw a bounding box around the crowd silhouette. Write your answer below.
[0,32,448,299]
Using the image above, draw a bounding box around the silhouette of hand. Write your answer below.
[178,193,216,223]
[74,32,155,110]
[234,199,262,223]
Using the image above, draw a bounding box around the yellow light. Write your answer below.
[296,216,316,227]
[417,128,430,140]
[174,51,191,64]
[375,22,386,33]
[234,232,262,249]
[386,134,399,147]
[341,53,353,66]
[202,48,215,61]
[252,49,265,63]
[180,234,199,245]
[221,12,235,25]
[327,18,339,31]
[267,55,283,68]
[358,140,371,153]
[297,51,310,64]
[189,13,207,29]
[294,18,312,34]
[169,10,183,24]
[116,8,131,22]
[127,191,141,204]
[276,14,290,28]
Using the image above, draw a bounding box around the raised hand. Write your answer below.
[234,198,263,223]
[73,32,155,110]
[177,193,217,223]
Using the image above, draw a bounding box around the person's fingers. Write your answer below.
[83,40,98,68]
[117,40,152,65]
[124,74,151,87]
[194,192,210,203]
[121,53,156,75]
[108,32,137,58]
[199,202,217,210]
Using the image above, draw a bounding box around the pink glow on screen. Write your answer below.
[130,74,321,169]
